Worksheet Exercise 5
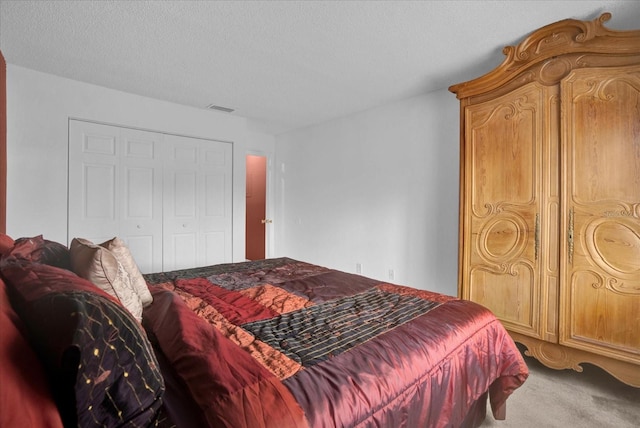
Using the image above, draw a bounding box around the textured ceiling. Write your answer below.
[1,1,639,135]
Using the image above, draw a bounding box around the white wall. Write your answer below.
[6,65,461,294]
[274,90,460,295]
[6,65,261,262]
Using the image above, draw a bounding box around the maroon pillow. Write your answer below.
[5,235,42,259]
[0,233,14,255]
[0,278,64,428]
[10,235,71,270]
[1,257,164,427]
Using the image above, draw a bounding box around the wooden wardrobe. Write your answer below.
[449,13,640,387]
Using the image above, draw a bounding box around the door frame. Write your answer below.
[246,149,273,259]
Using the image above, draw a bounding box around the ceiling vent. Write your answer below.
[205,104,235,113]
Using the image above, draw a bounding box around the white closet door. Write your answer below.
[69,121,121,244]
[68,121,163,273]
[200,142,233,265]
[163,134,232,271]
[118,128,163,273]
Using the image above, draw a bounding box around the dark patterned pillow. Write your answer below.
[0,257,164,427]
[10,235,72,270]
[38,239,72,269]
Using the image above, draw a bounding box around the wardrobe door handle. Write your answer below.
[568,208,574,265]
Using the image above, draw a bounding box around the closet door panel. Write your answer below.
[463,83,544,337]
[167,233,198,271]
[163,146,199,271]
[204,232,226,265]
[68,121,120,244]
[201,144,232,266]
[163,135,232,271]
[561,66,640,363]
[173,172,197,217]
[119,128,163,273]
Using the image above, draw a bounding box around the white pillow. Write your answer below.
[101,237,153,307]
[69,238,143,321]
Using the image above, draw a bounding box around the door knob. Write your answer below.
[261,219,273,224]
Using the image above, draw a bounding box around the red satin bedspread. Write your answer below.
[143,258,528,428]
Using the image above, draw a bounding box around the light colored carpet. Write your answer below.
[481,350,640,428]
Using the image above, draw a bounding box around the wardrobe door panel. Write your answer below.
[561,66,640,363]
[462,83,544,337]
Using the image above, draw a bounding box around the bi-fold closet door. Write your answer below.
[68,120,232,274]
[162,133,233,272]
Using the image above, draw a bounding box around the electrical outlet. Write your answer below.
[356,263,362,274]
[388,269,395,281]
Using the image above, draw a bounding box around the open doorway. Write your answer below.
[245,154,268,260]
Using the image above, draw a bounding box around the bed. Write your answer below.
[0,234,528,427]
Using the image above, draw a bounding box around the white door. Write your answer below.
[68,121,120,244]
[118,128,163,273]
[69,121,233,273]
[69,121,164,273]
[162,134,232,271]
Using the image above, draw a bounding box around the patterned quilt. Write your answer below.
[143,258,528,428]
